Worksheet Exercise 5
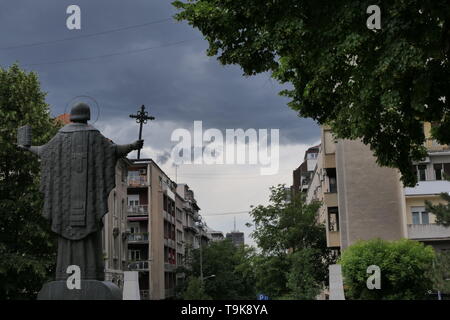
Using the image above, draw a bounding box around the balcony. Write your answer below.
[128,232,149,243]
[128,260,149,271]
[163,211,175,224]
[323,153,336,169]
[407,224,450,240]
[140,290,150,300]
[127,205,148,216]
[183,224,198,233]
[404,180,450,196]
[164,238,176,249]
[127,176,148,187]
[164,263,177,272]
[324,192,338,207]
[424,138,449,152]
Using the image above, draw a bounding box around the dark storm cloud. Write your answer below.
[0,0,319,151]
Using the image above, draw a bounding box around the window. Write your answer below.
[328,207,339,231]
[422,211,430,224]
[412,212,420,225]
[163,195,168,212]
[176,208,183,221]
[307,152,318,160]
[129,222,140,234]
[411,207,429,225]
[444,163,450,178]
[434,164,443,180]
[326,168,337,193]
[129,250,141,261]
[417,165,427,181]
[128,194,139,207]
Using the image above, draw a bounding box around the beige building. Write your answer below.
[126,160,212,300]
[126,159,178,300]
[303,124,450,253]
[176,183,202,252]
[103,158,132,288]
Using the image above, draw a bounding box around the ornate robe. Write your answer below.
[39,123,118,280]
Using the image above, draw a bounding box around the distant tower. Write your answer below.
[226,216,244,246]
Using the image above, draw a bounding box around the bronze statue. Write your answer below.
[18,102,142,298]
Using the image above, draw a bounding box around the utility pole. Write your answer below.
[199,222,204,283]
[129,105,155,159]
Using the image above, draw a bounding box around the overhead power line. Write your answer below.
[0,17,173,50]
[202,210,250,216]
[23,38,201,67]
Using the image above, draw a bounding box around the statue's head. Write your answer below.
[70,102,91,123]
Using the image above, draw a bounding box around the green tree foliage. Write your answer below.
[286,248,323,300]
[340,238,435,299]
[0,64,60,299]
[252,254,289,299]
[425,193,450,227]
[428,250,450,294]
[249,184,335,299]
[178,240,256,300]
[182,277,211,300]
[173,0,450,186]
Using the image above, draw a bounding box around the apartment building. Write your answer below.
[225,231,245,246]
[176,183,202,252]
[126,159,179,300]
[405,122,450,250]
[292,145,319,194]
[126,161,213,299]
[206,227,225,242]
[301,124,450,254]
[102,158,132,288]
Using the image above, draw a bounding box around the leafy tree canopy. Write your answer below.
[340,238,435,299]
[182,276,212,300]
[426,193,450,227]
[178,239,256,300]
[0,64,60,299]
[173,0,450,186]
[249,185,335,298]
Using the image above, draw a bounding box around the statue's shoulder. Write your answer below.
[59,123,99,133]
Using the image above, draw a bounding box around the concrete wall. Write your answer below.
[149,162,165,300]
[336,139,406,249]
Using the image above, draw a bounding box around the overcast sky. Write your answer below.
[0,0,320,246]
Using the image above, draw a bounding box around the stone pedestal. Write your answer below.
[37,280,122,300]
[122,271,141,300]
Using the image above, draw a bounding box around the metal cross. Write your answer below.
[129,105,155,159]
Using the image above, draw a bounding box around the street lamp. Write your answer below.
[195,220,205,282]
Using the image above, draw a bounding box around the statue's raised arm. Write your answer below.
[115,139,144,158]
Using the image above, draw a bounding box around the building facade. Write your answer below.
[206,227,225,242]
[103,158,132,289]
[225,231,245,246]
[301,124,450,254]
[126,159,179,300]
[292,145,319,194]
[125,160,213,300]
